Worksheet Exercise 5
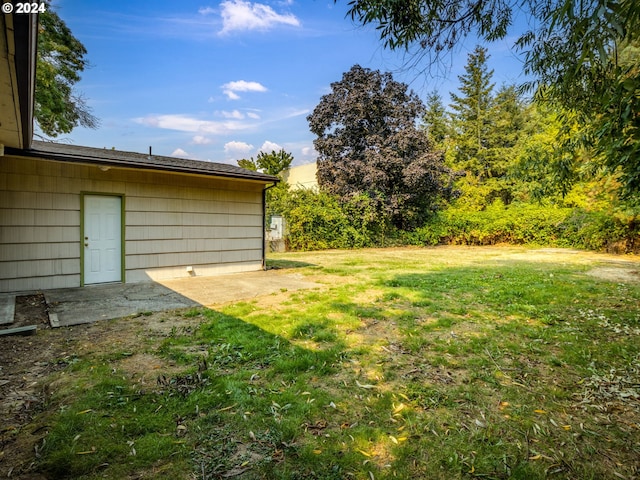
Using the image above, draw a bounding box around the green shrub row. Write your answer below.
[412,204,571,246]
[279,189,371,251]
[278,190,639,253]
[409,204,638,252]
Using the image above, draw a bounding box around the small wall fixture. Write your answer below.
[98,165,111,172]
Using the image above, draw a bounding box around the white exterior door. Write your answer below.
[84,195,122,284]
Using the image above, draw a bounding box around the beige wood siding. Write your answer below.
[0,155,265,292]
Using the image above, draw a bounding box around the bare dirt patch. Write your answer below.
[6,294,50,330]
[0,303,205,478]
[1,297,66,479]
[586,266,640,283]
[117,352,183,382]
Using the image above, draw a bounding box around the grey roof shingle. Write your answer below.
[12,141,278,183]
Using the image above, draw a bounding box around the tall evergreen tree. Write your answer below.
[448,47,531,207]
[491,85,525,152]
[449,46,495,181]
[423,90,449,146]
[489,85,528,203]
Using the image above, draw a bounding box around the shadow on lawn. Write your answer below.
[266,258,316,270]
[35,306,352,480]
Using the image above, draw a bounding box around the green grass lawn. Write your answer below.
[33,247,640,479]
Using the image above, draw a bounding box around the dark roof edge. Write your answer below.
[12,13,38,149]
[5,146,279,184]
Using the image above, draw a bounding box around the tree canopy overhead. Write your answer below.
[342,0,638,70]
[343,0,512,56]
[308,64,457,229]
[36,1,98,137]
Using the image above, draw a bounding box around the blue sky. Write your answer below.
[49,0,528,166]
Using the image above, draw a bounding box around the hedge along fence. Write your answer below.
[411,204,640,253]
[278,190,639,253]
[413,204,571,246]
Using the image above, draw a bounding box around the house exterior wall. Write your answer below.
[0,155,265,293]
[282,162,318,190]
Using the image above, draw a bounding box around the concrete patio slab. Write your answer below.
[43,270,320,327]
[0,294,16,325]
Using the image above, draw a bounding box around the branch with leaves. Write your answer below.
[36,1,98,137]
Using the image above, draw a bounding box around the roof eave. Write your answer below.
[0,13,38,150]
[5,146,280,184]
[13,13,38,150]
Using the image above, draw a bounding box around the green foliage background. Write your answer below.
[274,46,639,254]
[276,188,639,253]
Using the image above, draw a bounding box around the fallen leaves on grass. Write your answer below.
[355,380,376,389]
[156,371,209,397]
[574,357,640,411]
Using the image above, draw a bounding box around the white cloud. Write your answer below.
[221,80,267,100]
[198,6,216,15]
[172,148,190,157]
[301,146,316,157]
[135,114,249,135]
[219,0,300,35]
[283,108,310,119]
[224,141,254,155]
[217,109,245,119]
[192,135,213,145]
[259,141,282,153]
[247,111,261,120]
[224,90,241,100]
